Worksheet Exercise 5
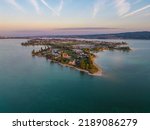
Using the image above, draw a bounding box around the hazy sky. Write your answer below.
[0,0,150,35]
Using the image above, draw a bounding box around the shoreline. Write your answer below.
[55,57,102,77]
[58,63,102,77]
[36,53,102,76]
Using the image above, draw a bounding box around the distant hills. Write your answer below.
[66,31,150,40]
[0,31,150,40]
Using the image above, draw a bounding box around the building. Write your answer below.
[62,53,71,59]
[73,49,83,54]
[52,49,60,56]
[69,60,76,65]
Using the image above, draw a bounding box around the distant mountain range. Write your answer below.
[65,31,150,40]
[0,31,150,40]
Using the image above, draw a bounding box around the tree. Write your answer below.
[32,49,35,55]
[88,55,93,69]
[60,51,64,63]
[80,59,86,69]
[86,64,89,70]
[83,48,90,54]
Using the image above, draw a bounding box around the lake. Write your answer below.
[0,39,150,113]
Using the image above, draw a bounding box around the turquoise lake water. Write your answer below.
[0,39,150,113]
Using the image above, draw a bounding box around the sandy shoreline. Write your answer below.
[57,59,102,77]
[36,54,102,76]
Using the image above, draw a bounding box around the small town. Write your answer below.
[21,38,131,75]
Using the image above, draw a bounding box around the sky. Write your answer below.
[0,0,150,36]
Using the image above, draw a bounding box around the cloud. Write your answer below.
[57,27,119,31]
[5,0,64,16]
[123,4,150,17]
[40,0,59,16]
[57,0,64,15]
[115,0,130,16]
[92,0,105,18]
[6,0,25,13]
[30,0,41,15]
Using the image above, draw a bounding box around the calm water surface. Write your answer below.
[0,39,150,113]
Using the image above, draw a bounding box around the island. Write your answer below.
[21,38,131,76]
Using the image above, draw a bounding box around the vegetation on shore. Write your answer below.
[21,38,131,75]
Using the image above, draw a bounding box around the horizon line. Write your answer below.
[0,30,150,37]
